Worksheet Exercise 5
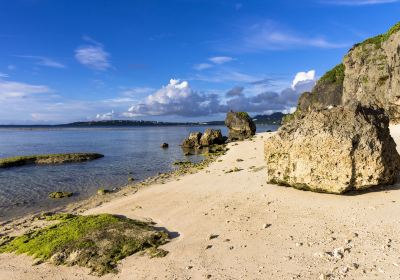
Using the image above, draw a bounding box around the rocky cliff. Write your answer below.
[298,22,400,122]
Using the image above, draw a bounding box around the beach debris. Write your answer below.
[209,234,219,240]
[265,104,400,194]
[236,158,244,162]
[48,191,73,199]
[262,223,271,229]
[225,111,256,141]
[225,167,243,173]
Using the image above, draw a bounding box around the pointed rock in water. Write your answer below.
[199,129,224,146]
[265,104,400,194]
[182,132,202,148]
[225,111,256,141]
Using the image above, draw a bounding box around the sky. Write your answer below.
[0,0,399,124]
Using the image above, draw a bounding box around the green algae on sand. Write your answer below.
[0,213,169,275]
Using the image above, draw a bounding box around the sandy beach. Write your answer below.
[1,127,400,280]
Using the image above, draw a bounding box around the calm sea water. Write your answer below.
[0,124,278,220]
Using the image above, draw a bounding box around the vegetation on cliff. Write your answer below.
[319,63,345,85]
[0,213,169,275]
[356,22,400,48]
[0,153,104,168]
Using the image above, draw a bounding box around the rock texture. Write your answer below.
[297,22,400,122]
[225,111,256,141]
[182,132,202,148]
[200,129,224,146]
[264,104,400,194]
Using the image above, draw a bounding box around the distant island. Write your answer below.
[0,113,285,128]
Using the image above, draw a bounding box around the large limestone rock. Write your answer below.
[297,22,400,122]
[199,129,224,146]
[225,111,256,141]
[264,104,400,194]
[182,132,202,148]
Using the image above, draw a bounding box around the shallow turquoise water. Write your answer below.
[0,124,278,220]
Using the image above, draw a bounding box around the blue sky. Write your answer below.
[0,0,399,124]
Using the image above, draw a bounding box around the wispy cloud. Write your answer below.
[244,22,348,50]
[75,37,111,71]
[218,20,348,52]
[193,56,234,71]
[192,69,261,83]
[319,0,399,5]
[17,55,65,69]
[0,79,51,100]
[193,63,213,71]
[0,73,9,78]
[209,56,234,64]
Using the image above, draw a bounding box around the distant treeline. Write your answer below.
[0,113,285,128]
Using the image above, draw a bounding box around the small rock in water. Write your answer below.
[161,143,169,148]
[128,177,135,182]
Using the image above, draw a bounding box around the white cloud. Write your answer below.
[291,70,316,89]
[0,79,51,100]
[18,55,65,69]
[193,63,213,71]
[75,39,111,71]
[224,70,316,113]
[7,65,16,71]
[320,0,399,5]
[209,56,234,64]
[96,110,115,120]
[126,79,226,117]
[0,73,9,78]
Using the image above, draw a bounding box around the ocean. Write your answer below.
[0,124,278,220]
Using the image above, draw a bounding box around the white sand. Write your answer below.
[2,127,400,279]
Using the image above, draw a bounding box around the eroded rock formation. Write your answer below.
[265,104,400,194]
[225,111,256,141]
[297,22,400,122]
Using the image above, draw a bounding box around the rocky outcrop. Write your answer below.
[297,22,400,122]
[225,111,256,141]
[200,129,224,146]
[182,132,202,148]
[264,104,400,194]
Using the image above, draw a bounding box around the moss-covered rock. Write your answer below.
[48,192,73,199]
[0,214,169,275]
[0,153,104,168]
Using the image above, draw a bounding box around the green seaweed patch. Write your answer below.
[0,214,169,275]
[0,153,104,168]
[48,192,73,199]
